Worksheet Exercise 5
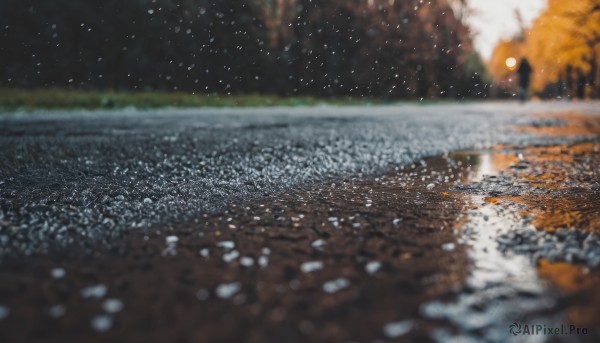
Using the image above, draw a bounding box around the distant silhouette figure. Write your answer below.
[576,69,586,99]
[516,58,532,102]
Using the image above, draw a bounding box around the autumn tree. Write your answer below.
[492,0,600,98]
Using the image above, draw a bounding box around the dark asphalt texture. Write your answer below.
[1,101,599,256]
[0,157,471,343]
[1,102,600,342]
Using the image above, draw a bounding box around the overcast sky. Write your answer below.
[465,0,547,60]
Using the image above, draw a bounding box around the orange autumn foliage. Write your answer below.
[490,0,600,97]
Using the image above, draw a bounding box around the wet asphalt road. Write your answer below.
[1,101,600,256]
[2,101,600,342]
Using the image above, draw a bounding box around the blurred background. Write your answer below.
[0,0,598,106]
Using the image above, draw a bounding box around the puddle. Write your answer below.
[422,151,559,342]
[452,149,518,182]
[537,260,600,329]
[423,139,600,342]
[422,194,558,342]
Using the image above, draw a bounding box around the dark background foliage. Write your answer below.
[0,0,487,99]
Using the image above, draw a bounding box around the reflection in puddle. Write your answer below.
[423,139,600,341]
[453,149,518,183]
[538,260,600,329]
[422,194,557,342]
[421,147,585,342]
[473,152,494,182]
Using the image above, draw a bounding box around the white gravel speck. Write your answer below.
[240,256,254,267]
[322,278,350,294]
[383,320,414,338]
[102,299,124,313]
[442,242,456,251]
[0,305,9,320]
[301,261,324,273]
[165,235,178,244]
[81,284,108,299]
[199,248,210,257]
[215,282,241,299]
[365,261,382,275]
[426,183,435,190]
[51,268,66,279]
[311,239,326,249]
[217,241,235,250]
[258,256,269,267]
[327,217,340,227]
[223,250,240,262]
[91,314,113,332]
[143,197,153,204]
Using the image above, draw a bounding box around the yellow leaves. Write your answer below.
[490,0,600,94]
[528,0,600,89]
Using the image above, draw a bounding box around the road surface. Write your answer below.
[1,101,598,255]
[1,101,600,342]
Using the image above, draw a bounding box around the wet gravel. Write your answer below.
[499,226,600,269]
[417,140,600,342]
[1,102,600,256]
[1,106,600,342]
[0,156,472,342]
[455,143,600,270]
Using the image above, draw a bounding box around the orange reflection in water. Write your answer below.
[514,142,600,233]
[463,114,600,330]
[451,148,518,183]
[478,130,600,328]
[538,259,600,328]
[480,141,600,233]
[448,114,600,332]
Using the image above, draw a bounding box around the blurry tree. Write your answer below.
[290,0,485,99]
[0,0,486,99]
[528,0,600,97]
[0,0,271,93]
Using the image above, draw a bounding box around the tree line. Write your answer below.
[489,0,600,99]
[0,0,487,99]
